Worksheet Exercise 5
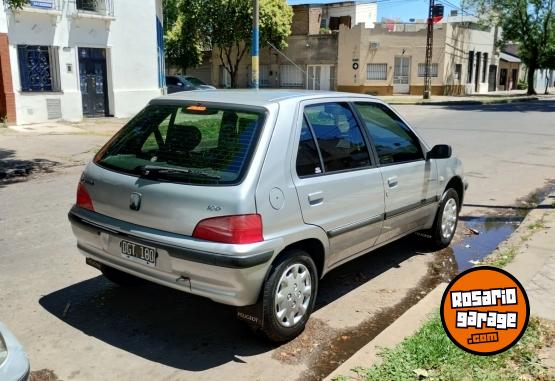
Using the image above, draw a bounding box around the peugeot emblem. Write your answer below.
[130,192,142,211]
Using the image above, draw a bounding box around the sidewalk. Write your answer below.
[381,91,555,105]
[326,193,555,380]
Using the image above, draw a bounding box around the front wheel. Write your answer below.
[258,250,318,342]
[428,188,460,249]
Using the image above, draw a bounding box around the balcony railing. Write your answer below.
[74,0,114,17]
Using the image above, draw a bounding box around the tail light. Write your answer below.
[193,214,263,244]
[76,183,95,211]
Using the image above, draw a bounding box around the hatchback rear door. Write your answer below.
[83,102,267,236]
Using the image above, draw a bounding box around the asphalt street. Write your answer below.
[1,100,554,381]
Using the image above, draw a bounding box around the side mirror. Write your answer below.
[427,144,452,160]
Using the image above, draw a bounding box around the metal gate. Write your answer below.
[393,56,410,94]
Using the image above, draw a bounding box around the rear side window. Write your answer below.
[296,118,323,177]
[302,103,371,173]
[95,104,265,185]
[354,102,424,165]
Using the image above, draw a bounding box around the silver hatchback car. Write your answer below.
[69,90,466,342]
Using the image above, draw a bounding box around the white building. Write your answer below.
[0,0,164,125]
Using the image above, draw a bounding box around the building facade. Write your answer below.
[186,0,376,91]
[337,16,501,95]
[0,0,164,125]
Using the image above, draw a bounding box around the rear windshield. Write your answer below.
[95,104,266,185]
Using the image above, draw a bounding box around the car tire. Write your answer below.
[101,265,146,287]
[428,188,460,249]
[258,250,318,343]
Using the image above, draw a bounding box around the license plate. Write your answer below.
[120,240,157,267]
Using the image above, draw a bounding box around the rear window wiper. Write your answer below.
[138,165,221,180]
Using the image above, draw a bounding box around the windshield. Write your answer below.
[95,104,266,185]
[184,77,207,87]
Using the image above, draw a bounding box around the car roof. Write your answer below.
[151,89,378,107]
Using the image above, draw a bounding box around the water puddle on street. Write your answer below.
[301,182,555,381]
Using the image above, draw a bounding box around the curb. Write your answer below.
[324,283,447,381]
[387,96,540,106]
[325,194,555,381]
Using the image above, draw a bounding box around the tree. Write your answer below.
[5,0,28,8]
[467,0,555,95]
[163,0,206,73]
[207,0,292,88]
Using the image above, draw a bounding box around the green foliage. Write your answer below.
[163,0,292,86]
[517,79,528,89]
[466,0,555,95]
[4,0,27,9]
[354,314,554,381]
[163,0,206,73]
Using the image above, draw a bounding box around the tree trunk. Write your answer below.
[230,69,238,88]
[527,66,537,95]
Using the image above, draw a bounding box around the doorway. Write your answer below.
[488,65,497,92]
[307,65,334,91]
[393,56,410,94]
[78,47,109,117]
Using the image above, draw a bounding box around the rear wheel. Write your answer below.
[101,265,146,287]
[258,250,318,342]
[428,188,460,249]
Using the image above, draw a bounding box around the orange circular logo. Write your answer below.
[441,267,529,355]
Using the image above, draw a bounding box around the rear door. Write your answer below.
[353,102,438,244]
[293,101,385,267]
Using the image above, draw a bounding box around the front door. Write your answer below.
[352,102,438,244]
[488,65,497,92]
[293,101,385,268]
[307,65,332,91]
[393,56,410,94]
[78,47,108,117]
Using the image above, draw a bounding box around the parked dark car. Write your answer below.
[165,75,216,94]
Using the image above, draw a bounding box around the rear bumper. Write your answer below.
[68,206,282,306]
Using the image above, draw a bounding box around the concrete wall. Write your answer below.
[1,0,162,125]
[337,23,447,95]
[211,34,338,89]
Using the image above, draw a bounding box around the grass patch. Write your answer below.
[479,245,520,268]
[344,314,554,381]
[528,219,547,231]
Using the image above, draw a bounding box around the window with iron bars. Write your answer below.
[367,64,387,80]
[418,63,438,77]
[17,45,61,92]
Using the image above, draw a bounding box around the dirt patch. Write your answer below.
[29,369,62,381]
[272,318,337,365]
[295,247,458,381]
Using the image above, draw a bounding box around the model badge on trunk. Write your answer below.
[130,193,142,211]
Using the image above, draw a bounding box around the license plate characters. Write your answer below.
[120,240,157,267]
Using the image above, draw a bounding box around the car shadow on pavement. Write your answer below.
[439,99,555,113]
[38,235,436,371]
[0,149,59,188]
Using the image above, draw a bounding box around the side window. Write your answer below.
[296,118,323,177]
[354,102,424,165]
[304,103,371,173]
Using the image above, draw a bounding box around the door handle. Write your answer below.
[387,176,399,188]
[308,192,324,206]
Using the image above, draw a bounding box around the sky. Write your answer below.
[286,0,466,22]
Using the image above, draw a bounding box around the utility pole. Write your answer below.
[423,0,435,99]
[252,0,260,90]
